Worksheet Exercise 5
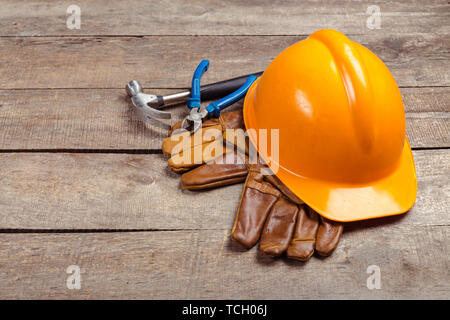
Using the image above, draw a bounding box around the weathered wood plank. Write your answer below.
[0,87,447,150]
[0,88,178,150]
[0,34,448,89]
[0,226,447,299]
[0,150,447,230]
[0,0,446,302]
[1,0,449,36]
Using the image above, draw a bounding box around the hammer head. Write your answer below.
[126,80,172,130]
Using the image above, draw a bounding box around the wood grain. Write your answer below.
[0,150,447,230]
[0,87,447,150]
[0,226,447,299]
[2,0,449,36]
[0,34,448,89]
[0,0,448,301]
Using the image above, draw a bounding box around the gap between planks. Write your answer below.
[1,85,449,90]
[0,147,447,154]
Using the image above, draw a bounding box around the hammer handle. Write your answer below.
[200,71,263,101]
[158,71,263,108]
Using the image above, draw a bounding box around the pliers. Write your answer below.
[180,60,257,133]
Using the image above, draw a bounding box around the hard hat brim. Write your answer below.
[243,80,418,222]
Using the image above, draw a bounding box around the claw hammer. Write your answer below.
[126,72,262,130]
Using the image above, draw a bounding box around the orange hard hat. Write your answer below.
[243,29,417,222]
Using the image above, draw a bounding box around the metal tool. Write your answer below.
[181,60,210,133]
[126,71,263,131]
[126,80,173,130]
[180,68,257,133]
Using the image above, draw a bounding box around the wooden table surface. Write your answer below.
[0,0,448,299]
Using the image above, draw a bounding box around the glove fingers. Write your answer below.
[286,205,319,261]
[259,197,298,257]
[162,124,223,156]
[315,215,344,257]
[231,172,280,249]
[167,139,234,172]
[181,152,248,190]
[162,130,190,156]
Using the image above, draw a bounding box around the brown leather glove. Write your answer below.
[162,110,343,261]
[180,151,248,190]
[231,164,343,261]
[181,161,343,260]
[161,110,246,173]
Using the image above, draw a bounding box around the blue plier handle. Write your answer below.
[187,60,209,110]
[205,75,257,118]
[180,60,257,133]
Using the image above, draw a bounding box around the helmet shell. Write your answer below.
[244,29,417,221]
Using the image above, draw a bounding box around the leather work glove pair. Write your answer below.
[162,110,343,261]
